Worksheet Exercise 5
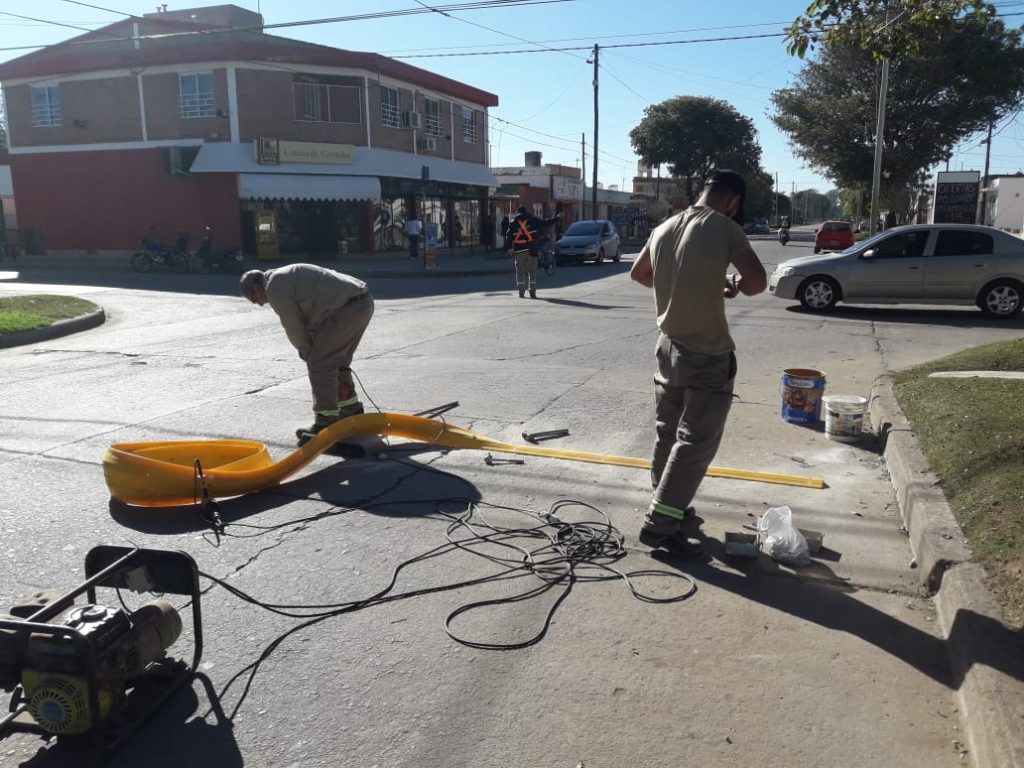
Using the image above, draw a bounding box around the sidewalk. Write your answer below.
[5,245,521,280]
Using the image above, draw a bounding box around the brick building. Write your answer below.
[0,4,499,258]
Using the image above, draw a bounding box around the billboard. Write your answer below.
[932,171,980,224]
[552,176,583,201]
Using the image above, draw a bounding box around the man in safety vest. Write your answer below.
[505,206,561,299]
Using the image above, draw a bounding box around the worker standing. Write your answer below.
[505,206,560,299]
[629,170,767,555]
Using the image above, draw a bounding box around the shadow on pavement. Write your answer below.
[109,446,482,535]
[784,303,1023,329]
[652,534,1023,689]
[16,674,240,768]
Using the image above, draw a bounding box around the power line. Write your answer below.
[598,62,648,105]
[0,10,93,33]
[58,0,131,15]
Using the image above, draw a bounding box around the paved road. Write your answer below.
[1,243,1020,767]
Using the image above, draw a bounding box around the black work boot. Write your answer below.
[639,507,703,557]
[530,288,537,299]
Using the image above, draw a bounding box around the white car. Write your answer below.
[768,224,1024,318]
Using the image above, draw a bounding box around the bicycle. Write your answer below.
[131,235,190,273]
[537,239,557,276]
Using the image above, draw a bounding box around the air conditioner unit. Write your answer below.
[402,111,423,130]
[419,137,438,151]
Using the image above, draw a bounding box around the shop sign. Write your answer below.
[552,176,583,201]
[255,137,280,165]
[255,138,356,166]
[932,171,980,224]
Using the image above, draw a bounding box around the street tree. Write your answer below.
[786,0,997,59]
[771,15,1024,217]
[629,96,769,208]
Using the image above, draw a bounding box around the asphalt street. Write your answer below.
[1,235,1021,767]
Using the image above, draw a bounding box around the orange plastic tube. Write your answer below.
[103,412,825,507]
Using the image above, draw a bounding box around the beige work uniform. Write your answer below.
[645,206,749,522]
[265,264,374,413]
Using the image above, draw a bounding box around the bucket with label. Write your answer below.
[780,368,826,424]
[822,395,868,442]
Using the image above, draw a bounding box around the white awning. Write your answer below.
[238,173,381,201]
[192,142,498,189]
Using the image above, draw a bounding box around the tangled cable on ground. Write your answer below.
[198,497,697,717]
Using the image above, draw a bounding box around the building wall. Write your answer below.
[236,69,367,145]
[9,148,240,251]
[6,76,143,146]
[144,69,231,141]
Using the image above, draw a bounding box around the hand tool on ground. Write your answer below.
[521,428,570,444]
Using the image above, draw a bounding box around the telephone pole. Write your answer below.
[979,120,993,224]
[590,44,599,219]
[580,132,587,219]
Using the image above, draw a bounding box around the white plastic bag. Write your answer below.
[757,506,811,567]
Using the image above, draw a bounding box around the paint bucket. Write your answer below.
[780,368,826,424]
[822,395,868,442]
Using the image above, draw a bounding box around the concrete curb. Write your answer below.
[0,307,106,349]
[870,374,1024,768]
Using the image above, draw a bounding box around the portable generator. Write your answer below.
[0,546,203,750]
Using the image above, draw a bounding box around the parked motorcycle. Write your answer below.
[131,233,190,273]
[192,227,245,274]
[778,226,790,246]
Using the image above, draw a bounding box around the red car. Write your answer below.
[814,220,854,253]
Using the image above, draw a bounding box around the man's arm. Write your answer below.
[630,246,654,288]
[725,246,767,297]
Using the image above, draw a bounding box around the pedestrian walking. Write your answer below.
[500,214,510,251]
[405,213,423,261]
[240,264,375,443]
[629,170,767,555]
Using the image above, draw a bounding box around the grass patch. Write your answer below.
[0,295,98,335]
[893,337,1024,628]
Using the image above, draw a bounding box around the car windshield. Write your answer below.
[565,222,602,236]
[838,228,896,254]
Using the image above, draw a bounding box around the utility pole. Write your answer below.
[590,44,599,219]
[580,132,587,219]
[774,171,779,225]
[979,120,993,224]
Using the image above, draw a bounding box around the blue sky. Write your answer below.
[2,0,1022,194]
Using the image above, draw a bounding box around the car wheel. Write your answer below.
[798,275,840,311]
[596,248,605,264]
[612,246,621,263]
[813,247,821,254]
[978,279,1023,318]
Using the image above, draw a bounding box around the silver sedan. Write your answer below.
[768,224,1024,318]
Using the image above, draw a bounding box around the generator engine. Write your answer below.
[0,599,181,735]
[0,546,202,750]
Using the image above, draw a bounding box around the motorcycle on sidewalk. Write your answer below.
[131,233,190,273]
[191,227,245,274]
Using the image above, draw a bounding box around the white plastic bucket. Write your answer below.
[823,395,867,442]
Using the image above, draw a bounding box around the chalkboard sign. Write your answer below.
[933,172,980,224]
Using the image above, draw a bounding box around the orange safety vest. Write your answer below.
[512,218,534,246]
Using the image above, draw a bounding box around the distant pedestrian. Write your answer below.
[405,213,423,261]
[483,215,495,250]
[454,218,463,247]
[500,214,510,250]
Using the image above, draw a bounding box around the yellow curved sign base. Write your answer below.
[103,412,825,507]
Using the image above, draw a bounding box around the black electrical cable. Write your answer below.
[197,495,697,717]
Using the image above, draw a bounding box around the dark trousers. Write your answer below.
[408,235,420,260]
[648,333,736,521]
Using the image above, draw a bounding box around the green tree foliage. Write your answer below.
[786,0,996,59]
[771,16,1024,214]
[629,96,769,208]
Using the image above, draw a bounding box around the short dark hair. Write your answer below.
[517,206,528,215]
[239,269,265,298]
[704,169,746,224]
